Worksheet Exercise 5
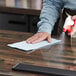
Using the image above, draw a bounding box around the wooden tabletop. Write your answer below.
[0,0,41,15]
[0,30,50,76]
[0,30,76,76]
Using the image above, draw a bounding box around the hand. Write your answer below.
[70,15,76,35]
[26,32,51,44]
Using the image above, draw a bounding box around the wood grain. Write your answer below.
[0,30,76,76]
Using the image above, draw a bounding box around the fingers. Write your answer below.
[31,35,50,44]
[26,32,51,44]
[71,30,76,36]
[31,37,45,44]
[72,15,76,20]
[26,35,38,43]
[71,26,76,36]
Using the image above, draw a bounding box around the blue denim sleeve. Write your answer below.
[37,0,64,34]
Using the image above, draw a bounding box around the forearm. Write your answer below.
[37,0,64,34]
